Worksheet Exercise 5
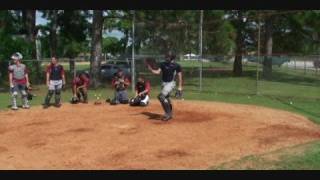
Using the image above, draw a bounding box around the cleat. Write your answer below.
[11,106,18,110]
[22,105,30,109]
[161,115,172,121]
[54,103,62,108]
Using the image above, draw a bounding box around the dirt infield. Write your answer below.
[0,100,320,170]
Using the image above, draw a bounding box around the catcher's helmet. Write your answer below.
[165,51,176,61]
[11,52,23,60]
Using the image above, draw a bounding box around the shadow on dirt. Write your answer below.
[141,112,162,120]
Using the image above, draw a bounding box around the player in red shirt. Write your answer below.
[71,72,90,104]
[129,75,151,106]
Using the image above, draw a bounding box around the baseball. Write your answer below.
[289,101,293,105]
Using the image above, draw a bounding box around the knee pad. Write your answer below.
[55,89,61,95]
[21,90,27,97]
[12,91,18,97]
[158,93,168,103]
[48,90,54,96]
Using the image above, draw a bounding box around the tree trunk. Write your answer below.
[262,17,273,79]
[90,10,103,88]
[49,10,58,57]
[24,10,40,83]
[69,58,76,80]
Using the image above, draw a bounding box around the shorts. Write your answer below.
[49,80,63,90]
[161,81,176,97]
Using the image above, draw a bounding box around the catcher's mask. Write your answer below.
[165,51,176,62]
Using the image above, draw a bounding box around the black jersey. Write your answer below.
[46,64,65,80]
[159,61,182,82]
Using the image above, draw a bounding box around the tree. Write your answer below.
[58,10,89,79]
[90,10,103,88]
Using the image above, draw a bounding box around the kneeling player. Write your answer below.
[71,72,90,104]
[129,76,151,106]
[110,69,130,105]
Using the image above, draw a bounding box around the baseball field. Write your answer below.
[0,100,319,169]
[1,61,320,169]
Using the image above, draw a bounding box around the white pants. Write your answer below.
[49,80,63,90]
[161,81,176,96]
[141,95,150,104]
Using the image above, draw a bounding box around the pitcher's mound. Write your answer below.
[0,100,319,169]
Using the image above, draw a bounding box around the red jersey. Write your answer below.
[135,80,151,95]
[73,76,90,88]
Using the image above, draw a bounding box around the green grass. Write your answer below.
[211,140,320,170]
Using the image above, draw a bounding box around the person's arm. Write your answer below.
[25,66,30,88]
[72,84,77,97]
[147,64,161,75]
[9,72,13,88]
[138,81,151,96]
[25,73,30,88]
[46,65,50,87]
[177,72,183,91]
[61,66,66,85]
[123,77,130,86]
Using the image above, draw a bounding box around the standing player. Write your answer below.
[8,52,31,110]
[71,72,90,104]
[129,75,151,106]
[43,57,66,108]
[146,51,183,121]
[110,69,130,105]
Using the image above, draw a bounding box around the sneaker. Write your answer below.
[43,104,49,109]
[161,114,172,121]
[22,104,30,109]
[54,103,62,108]
[11,106,18,110]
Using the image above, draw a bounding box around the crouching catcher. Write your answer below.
[129,75,151,106]
[71,72,90,104]
[110,69,130,105]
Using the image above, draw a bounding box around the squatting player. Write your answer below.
[72,72,90,103]
[110,69,130,105]
[147,51,183,121]
[8,52,31,110]
[129,75,151,106]
[43,57,66,108]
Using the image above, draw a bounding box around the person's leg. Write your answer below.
[129,96,141,106]
[80,88,88,103]
[19,84,29,109]
[158,81,176,120]
[119,90,129,104]
[44,81,55,107]
[110,91,120,105]
[10,84,19,110]
[54,80,63,107]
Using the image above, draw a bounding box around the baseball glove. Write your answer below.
[70,97,79,104]
[144,58,157,69]
[175,89,183,99]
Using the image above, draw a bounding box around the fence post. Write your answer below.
[304,59,306,75]
[131,10,136,94]
[256,14,261,95]
[199,10,203,92]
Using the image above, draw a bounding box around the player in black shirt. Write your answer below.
[147,51,183,121]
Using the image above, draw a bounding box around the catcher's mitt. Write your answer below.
[70,97,79,104]
[144,58,157,69]
[175,89,183,99]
